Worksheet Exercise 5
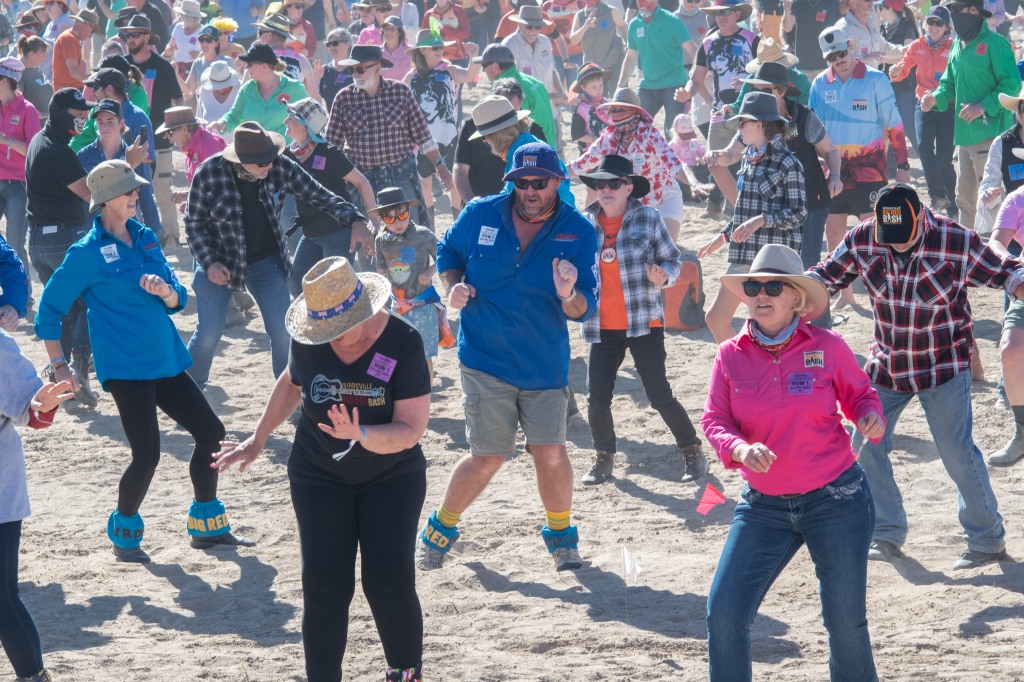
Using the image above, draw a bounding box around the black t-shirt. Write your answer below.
[290,143,356,238]
[236,176,277,263]
[140,0,171,52]
[19,67,52,120]
[287,315,431,486]
[785,0,841,72]
[128,52,183,150]
[454,118,546,198]
[320,64,353,107]
[25,129,87,226]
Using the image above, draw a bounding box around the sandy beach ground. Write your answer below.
[4,89,1024,681]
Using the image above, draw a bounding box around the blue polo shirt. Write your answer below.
[34,217,191,388]
[436,192,598,390]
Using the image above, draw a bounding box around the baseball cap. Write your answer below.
[0,57,24,83]
[198,24,220,40]
[818,26,850,57]
[502,141,568,181]
[873,183,922,245]
[51,87,96,112]
[927,5,952,23]
[90,98,123,119]
[84,67,127,91]
[473,43,514,65]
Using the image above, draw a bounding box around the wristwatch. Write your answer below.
[896,162,910,172]
[558,288,577,303]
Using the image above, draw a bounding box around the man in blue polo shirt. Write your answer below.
[420,141,598,573]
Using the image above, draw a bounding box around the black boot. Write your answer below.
[680,443,708,484]
[582,451,614,485]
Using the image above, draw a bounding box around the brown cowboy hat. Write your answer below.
[222,121,287,164]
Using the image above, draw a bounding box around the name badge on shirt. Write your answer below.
[100,243,120,263]
[788,372,814,395]
[401,247,416,262]
[479,225,499,246]
[312,155,327,170]
[637,27,645,38]
[1010,164,1024,182]
[9,115,18,126]
[367,353,397,381]
[825,90,837,104]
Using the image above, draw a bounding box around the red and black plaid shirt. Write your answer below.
[325,78,433,169]
[810,210,1024,393]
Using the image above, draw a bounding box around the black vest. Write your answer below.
[1000,124,1024,193]
[785,100,829,210]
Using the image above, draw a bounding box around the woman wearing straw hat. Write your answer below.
[697,91,807,344]
[728,38,811,110]
[284,96,379,295]
[165,0,205,78]
[567,87,689,240]
[702,243,884,682]
[35,159,256,564]
[214,257,432,682]
[404,26,479,223]
[576,154,708,486]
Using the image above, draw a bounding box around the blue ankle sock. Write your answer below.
[421,511,459,554]
[187,498,232,538]
[540,524,579,554]
[107,510,144,549]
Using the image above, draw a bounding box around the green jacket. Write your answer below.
[931,23,1021,146]
[498,66,557,148]
[70,84,151,153]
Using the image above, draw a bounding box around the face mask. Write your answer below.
[73,116,86,135]
[950,11,983,43]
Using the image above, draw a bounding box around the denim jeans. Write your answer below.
[0,180,28,273]
[639,86,687,138]
[355,155,430,227]
[915,104,956,205]
[800,204,832,329]
[0,521,44,678]
[186,254,292,387]
[288,228,354,298]
[706,465,877,682]
[587,328,699,453]
[29,224,90,361]
[852,370,1005,553]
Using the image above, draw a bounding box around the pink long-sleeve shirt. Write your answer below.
[702,320,883,496]
[182,126,226,184]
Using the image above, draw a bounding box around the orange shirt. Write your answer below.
[597,212,661,331]
[52,30,84,91]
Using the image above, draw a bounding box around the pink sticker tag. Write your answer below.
[976,43,987,56]
[368,353,397,381]
[312,155,327,170]
[816,10,826,21]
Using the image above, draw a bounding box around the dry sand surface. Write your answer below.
[4,94,1024,681]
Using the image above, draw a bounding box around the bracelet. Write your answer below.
[161,290,175,301]
[50,355,66,366]
[358,425,367,441]
[558,288,577,303]
[50,361,68,370]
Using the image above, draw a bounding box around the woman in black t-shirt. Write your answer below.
[214,256,431,682]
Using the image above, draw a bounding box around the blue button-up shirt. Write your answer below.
[77,140,163,237]
[437,192,598,390]
[0,233,28,317]
[34,217,190,388]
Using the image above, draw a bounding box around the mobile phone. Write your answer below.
[140,124,149,141]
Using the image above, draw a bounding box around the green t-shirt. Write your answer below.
[626,8,691,90]
[69,85,152,153]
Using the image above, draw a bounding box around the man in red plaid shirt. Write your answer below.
[809,183,1024,570]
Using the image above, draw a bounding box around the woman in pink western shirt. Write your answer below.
[701,243,886,682]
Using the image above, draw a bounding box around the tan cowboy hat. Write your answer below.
[285,257,392,344]
[999,86,1024,113]
[87,159,149,212]
[155,106,204,134]
[70,8,103,35]
[721,244,830,321]
[468,95,532,139]
[222,121,287,164]
[745,38,799,74]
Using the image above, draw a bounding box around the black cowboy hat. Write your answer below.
[373,186,419,213]
[578,154,650,199]
[339,44,394,69]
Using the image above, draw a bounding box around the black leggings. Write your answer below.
[106,372,225,516]
[290,468,426,682]
[0,521,43,678]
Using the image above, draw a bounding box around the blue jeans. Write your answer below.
[355,155,430,228]
[915,104,957,205]
[639,86,686,138]
[800,205,832,329]
[0,521,44,678]
[288,228,354,298]
[707,465,877,682]
[186,254,292,387]
[29,224,90,361]
[0,180,28,274]
[852,370,1005,553]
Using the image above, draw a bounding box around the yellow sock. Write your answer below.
[545,509,571,531]
[436,504,461,528]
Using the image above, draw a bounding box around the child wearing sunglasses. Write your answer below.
[373,187,455,377]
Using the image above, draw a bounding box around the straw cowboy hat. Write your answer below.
[178,0,204,19]
[253,12,295,40]
[87,159,150,212]
[202,60,241,90]
[578,154,651,199]
[701,0,754,21]
[222,121,287,164]
[285,257,392,344]
[468,95,532,139]
[999,85,1024,112]
[721,244,830,320]
[745,38,798,74]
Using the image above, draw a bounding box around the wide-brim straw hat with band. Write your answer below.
[468,95,532,139]
[286,257,392,345]
[406,28,456,52]
[253,12,295,40]
[578,154,651,199]
[721,244,830,321]
[569,62,612,94]
[373,186,420,213]
[87,159,150,212]
[596,87,654,123]
[739,61,802,98]
[998,87,1024,113]
[745,38,798,74]
[155,105,204,134]
[701,0,754,21]
[222,121,287,164]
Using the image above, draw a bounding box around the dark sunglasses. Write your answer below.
[346,62,379,74]
[325,40,348,47]
[592,178,629,191]
[947,3,969,12]
[926,18,946,26]
[513,178,550,190]
[197,36,215,43]
[741,280,790,297]
[258,29,274,35]
[826,49,848,63]
[381,210,410,224]
[119,31,147,39]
